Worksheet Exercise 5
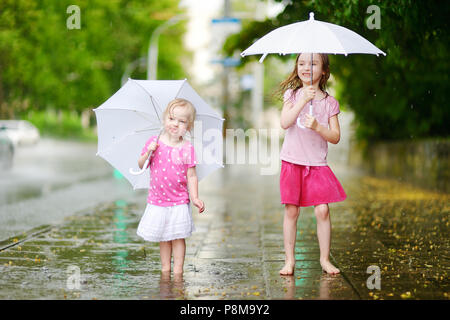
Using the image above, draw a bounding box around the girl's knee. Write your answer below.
[285,205,300,220]
[314,204,329,221]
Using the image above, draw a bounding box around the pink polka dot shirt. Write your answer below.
[141,135,197,207]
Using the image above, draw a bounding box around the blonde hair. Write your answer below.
[163,98,196,131]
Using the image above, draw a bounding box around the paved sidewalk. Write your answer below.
[0,164,448,300]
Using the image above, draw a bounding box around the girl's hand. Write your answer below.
[143,141,158,159]
[148,141,158,152]
[299,86,316,104]
[303,114,319,131]
[192,198,205,213]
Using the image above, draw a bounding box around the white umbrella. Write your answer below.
[241,12,386,127]
[241,12,386,61]
[94,78,224,189]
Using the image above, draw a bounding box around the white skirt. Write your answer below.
[136,203,195,242]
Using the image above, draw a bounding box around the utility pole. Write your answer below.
[147,15,186,80]
[222,0,231,133]
[210,0,240,133]
[252,61,264,129]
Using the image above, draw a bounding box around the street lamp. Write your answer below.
[147,14,186,80]
[121,57,146,86]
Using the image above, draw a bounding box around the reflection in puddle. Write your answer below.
[318,274,333,300]
[159,271,186,299]
[112,200,129,295]
[281,273,339,300]
[281,275,296,299]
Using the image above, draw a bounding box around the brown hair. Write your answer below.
[163,98,196,131]
[277,53,330,101]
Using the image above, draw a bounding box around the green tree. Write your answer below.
[0,0,187,120]
[224,0,449,142]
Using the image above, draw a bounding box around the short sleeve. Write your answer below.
[329,97,340,118]
[185,142,197,168]
[141,135,157,156]
[283,89,294,103]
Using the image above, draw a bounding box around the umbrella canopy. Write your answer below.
[94,78,224,189]
[241,12,386,62]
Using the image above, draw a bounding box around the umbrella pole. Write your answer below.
[310,53,313,116]
[296,53,314,129]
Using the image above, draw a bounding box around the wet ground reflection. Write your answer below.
[280,274,336,300]
[112,200,130,295]
[159,272,186,299]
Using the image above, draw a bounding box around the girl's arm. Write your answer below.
[138,141,158,169]
[187,167,205,213]
[280,99,307,129]
[305,114,340,144]
[280,87,315,129]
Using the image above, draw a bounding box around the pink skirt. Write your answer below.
[280,160,347,207]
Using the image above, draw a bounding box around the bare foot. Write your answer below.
[320,259,340,274]
[279,262,295,275]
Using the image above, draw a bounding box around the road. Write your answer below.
[0,138,142,241]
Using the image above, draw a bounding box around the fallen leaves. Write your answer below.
[400,291,412,299]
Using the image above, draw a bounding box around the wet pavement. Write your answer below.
[0,159,448,300]
[0,138,137,240]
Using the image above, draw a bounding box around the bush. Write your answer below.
[25,109,96,141]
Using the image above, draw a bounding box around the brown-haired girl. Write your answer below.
[279,53,346,275]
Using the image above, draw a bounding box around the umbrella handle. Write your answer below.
[129,151,152,175]
[129,129,162,175]
[296,101,313,129]
[297,118,306,128]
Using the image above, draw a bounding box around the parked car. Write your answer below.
[0,120,40,146]
[0,127,14,169]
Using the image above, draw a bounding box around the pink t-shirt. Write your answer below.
[280,88,340,166]
[141,136,197,207]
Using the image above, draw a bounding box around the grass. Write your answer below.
[24,109,97,142]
